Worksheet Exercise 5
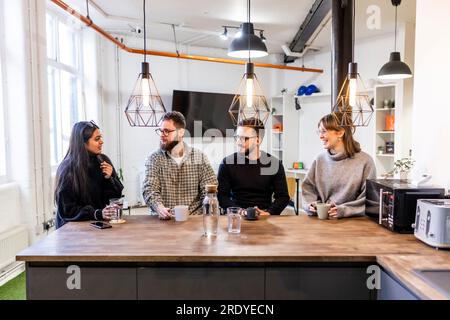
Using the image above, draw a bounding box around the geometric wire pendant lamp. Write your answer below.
[228,62,271,127]
[332,63,374,127]
[332,0,373,127]
[124,0,166,127]
[378,0,413,80]
[228,0,270,127]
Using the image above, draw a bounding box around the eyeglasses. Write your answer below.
[316,129,328,136]
[234,135,258,143]
[155,128,176,137]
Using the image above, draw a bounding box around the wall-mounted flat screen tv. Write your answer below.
[172,90,236,137]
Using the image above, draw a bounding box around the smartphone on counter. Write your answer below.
[90,221,112,229]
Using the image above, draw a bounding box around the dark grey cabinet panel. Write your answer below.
[266,267,373,300]
[27,266,137,300]
[378,270,418,300]
[138,267,265,300]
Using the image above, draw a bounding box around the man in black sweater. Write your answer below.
[218,118,289,215]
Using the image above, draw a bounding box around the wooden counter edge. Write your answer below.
[377,255,449,300]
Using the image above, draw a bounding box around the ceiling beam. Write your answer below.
[284,0,332,63]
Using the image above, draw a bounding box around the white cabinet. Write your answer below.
[267,94,299,167]
[372,83,412,178]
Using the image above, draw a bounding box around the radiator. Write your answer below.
[0,225,29,270]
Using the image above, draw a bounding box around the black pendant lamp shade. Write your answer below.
[378,0,412,80]
[228,22,268,58]
[378,52,412,80]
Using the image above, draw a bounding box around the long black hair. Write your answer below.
[54,121,100,205]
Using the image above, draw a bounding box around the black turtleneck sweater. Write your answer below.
[217,152,289,215]
[55,154,124,229]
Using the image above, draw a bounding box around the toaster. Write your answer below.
[414,199,450,249]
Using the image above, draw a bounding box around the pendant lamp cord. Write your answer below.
[394,4,398,52]
[352,0,355,63]
[143,0,147,63]
[247,0,251,64]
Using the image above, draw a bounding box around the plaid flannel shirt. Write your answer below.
[142,143,218,215]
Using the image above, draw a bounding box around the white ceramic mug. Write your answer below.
[174,205,189,222]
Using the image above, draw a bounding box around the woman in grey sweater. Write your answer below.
[302,113,376,218]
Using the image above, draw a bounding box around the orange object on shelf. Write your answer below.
[385,114,395,131]
[273,124,283,132]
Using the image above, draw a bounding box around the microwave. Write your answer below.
[365,179,445,233]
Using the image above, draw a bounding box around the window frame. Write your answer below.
[0,3,10,184]
[46,9,86,170]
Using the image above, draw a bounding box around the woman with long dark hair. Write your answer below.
[54,121,123,229]
[301,113,376,218]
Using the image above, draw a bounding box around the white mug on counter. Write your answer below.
[174,205,189,222]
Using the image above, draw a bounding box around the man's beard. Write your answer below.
[161,140,180,152]
[238,146,252,156]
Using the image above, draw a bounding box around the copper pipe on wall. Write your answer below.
[51,0,323,74]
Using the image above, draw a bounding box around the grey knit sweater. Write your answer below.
[301,150,376,218]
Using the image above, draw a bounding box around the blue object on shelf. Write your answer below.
[305,84,320,96]
[297,86,307,96]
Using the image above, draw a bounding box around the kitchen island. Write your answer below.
[16,215,450,300]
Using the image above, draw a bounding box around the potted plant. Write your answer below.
[390,158,415,180]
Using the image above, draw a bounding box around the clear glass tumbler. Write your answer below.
[227,207,242,234]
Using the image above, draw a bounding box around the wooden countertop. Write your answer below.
[17,215,450,299]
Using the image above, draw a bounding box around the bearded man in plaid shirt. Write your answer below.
[142,111,218,219]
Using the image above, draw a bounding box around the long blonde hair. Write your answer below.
[318,113,361,157]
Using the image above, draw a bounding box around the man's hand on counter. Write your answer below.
[157,205,173,220]
[255,207,270,216]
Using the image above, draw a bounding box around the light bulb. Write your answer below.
[142,77,150,107]
[349,77,357,108]
[246,78,254,108]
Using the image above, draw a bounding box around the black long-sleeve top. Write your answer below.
[217,152,290,215]
[55,154,124,229]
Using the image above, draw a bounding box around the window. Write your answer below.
[46,13,84,166]
[0,59,7,180]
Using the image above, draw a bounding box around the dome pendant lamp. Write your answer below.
[378,0,413,80]
[228,0,268,59]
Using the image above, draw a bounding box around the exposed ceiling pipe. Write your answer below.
[50,0,323,73]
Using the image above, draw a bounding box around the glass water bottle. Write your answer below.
[203,185,220,237]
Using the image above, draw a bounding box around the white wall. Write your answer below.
[411,0,450,190]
